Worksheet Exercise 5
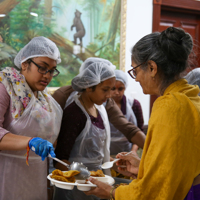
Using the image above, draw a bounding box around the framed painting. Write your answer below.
[0,0,127,90]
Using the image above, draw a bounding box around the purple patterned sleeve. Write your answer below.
[132,99,144,131]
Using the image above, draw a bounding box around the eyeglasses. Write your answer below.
[29,59,60,77]
[128,62,145,79]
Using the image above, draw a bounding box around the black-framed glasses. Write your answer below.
[30,59,60,77]
[128,62,145,79]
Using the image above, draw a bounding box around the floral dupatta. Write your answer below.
[0,67,52,119]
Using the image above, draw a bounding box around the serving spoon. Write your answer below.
[101,151,132,169]
[31,147,90,180]
[49,155,91,180]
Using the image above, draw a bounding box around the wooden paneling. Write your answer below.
[160,10,200,70]
[162,0,200,11]
[153,4,161,31]
[151,0,200,114]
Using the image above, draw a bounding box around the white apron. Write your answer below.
[110,96,137,155]
[54,93,110,200]
[0,94,62,200]
[68,94,111,175]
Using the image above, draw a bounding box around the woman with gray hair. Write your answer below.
[0,36,63,200]
[84,27,200,200]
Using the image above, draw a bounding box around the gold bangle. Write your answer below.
[110,187,115,200]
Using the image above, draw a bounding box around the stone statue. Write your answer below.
[71,9,86,46]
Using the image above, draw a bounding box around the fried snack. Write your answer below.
[89,171,96,176]
[52,169,63,176]
[63,170,80,178]
[51,175,69,182]
[51,174,76,183]
[51,169,80,183]
[111,169,120,177]
[67,176,76,183]
[90,169,105,177]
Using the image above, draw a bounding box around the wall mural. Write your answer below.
[0,0,125,87]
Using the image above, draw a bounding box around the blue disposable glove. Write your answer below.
[29,137,56,161]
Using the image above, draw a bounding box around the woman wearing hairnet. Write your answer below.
[53,57,116,200]
[0,36,63,200]
[110,69,142,155]
[185,67,200,96]
[113,70,144,132]
[109,69,139,181]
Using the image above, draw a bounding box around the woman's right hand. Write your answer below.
[116,151,140,175]
[29,137,55,161]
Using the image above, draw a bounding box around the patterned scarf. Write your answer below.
[0,67,52,119]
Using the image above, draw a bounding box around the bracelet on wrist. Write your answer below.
[25,137,33,166]
[109,187,115,200]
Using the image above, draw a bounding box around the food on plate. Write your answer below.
[51,169,80,183]
[90,169,105,177]
[63,170,80,178]
[52,169,64,176]
[51,175,70,182]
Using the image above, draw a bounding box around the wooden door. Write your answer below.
[150,0,200,113]
[159,10,200,71]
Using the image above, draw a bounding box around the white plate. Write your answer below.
[47,174,115,191]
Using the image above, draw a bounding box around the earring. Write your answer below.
[152,76,155,80]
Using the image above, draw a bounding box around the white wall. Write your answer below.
[124,0,153,125]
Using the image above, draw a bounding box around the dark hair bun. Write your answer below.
[158,27,193,63]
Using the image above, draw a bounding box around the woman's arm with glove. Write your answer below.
[0,133,31,150]
[0,133,55,161]
[29,137,55,161]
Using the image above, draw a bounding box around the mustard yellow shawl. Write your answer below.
[116,79,200,200]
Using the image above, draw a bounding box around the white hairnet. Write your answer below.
[184,68,200,95]
[14,36,61,69]
[115,69,128,88]
[72,57,116,92]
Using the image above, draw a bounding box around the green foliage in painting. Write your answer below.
[0,0,121,87]
[0,24,9,44]
[5,0,54,50]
